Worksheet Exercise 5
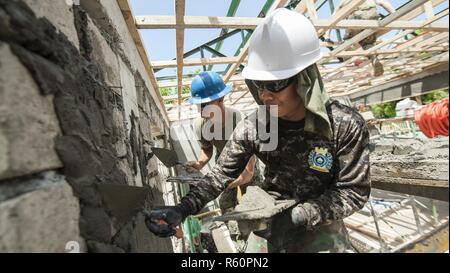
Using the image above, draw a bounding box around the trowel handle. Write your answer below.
[158,219,184,239]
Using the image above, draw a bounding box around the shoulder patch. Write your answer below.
[308,147,333,173]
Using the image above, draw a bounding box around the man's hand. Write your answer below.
[184,161,204,173]
[254,205,308,239]
[145,206,183,237]
[226,155,256,189]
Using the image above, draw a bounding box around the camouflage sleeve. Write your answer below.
[300,112,371,229]
[195,118,213,150]
[180,119,255,215]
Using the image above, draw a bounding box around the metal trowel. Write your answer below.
[96,183,183,238]
[151,147,185,168]
[96,183,150,224]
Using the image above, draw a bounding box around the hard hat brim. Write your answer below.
[188,84,233,105]
[242,51,322,81]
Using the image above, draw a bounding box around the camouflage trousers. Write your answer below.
[245,220,353,253]
[344,8,379,50]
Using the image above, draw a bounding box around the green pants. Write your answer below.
[245,220,353,253]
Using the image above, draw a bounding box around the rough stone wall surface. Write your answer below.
[79,0,168,128]
[0,43,63,180]
[0,171,83,252]
[0,0,172,252]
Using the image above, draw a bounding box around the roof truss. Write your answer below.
[121,0,449,122]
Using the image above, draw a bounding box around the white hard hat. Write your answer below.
[242,8,322,81]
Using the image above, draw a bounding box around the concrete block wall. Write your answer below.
[0,0,173,252]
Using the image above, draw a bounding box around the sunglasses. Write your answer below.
[251,75,297,93]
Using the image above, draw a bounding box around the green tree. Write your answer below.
[182,85,190,94]
[421,89,449,105]
[160,87,176,104]
[160,68,205,104]
[370,101,397,119]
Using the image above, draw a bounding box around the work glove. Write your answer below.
[145,204,190,237]
[253,205,308,240]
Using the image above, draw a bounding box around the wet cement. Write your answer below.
[371,137,449,159]
[370,137,449,201]
[371,137,449,180]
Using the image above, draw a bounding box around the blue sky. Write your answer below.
[129,0,449,80]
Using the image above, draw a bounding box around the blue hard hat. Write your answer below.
[188,71,232,104]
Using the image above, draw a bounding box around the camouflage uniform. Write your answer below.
[340,0,383,75]
[195,107,258,211]
[195,107,242,161]
[343,2,379,50]
[182,101,371,253]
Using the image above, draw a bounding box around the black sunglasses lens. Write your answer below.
[253,76,296,93]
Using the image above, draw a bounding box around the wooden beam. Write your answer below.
[317,0,366,36]
[325,52,449,95]
[350,0,449,72]
[135,16,448,32]
[424,1,435,19]
[323,0,447,72]
[175,0,185,106]
[324,46,448,58]
[398,0,446,20]
[224,0,289,83]
[294,0,316,14]
[366,9,449,54]
[351,54,449,94]
[159,75,244,88]
[116,0,170,126]
[397,31,448,51]
[316,20,448,32]
[162,93,191,101]
[323,4,447,78]
[327,0,430,58]
[136,15,262,29]
[343,62,449,98]
[305,0,318,21]
[372,0,447,45]
[152,56,241,69]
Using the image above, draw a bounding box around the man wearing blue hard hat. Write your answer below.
[185,71,257,213]
[146,9,370,253]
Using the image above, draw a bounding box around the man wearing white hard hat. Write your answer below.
[146,9,370,253]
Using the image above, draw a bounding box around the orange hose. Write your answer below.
[414,98,449,138]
